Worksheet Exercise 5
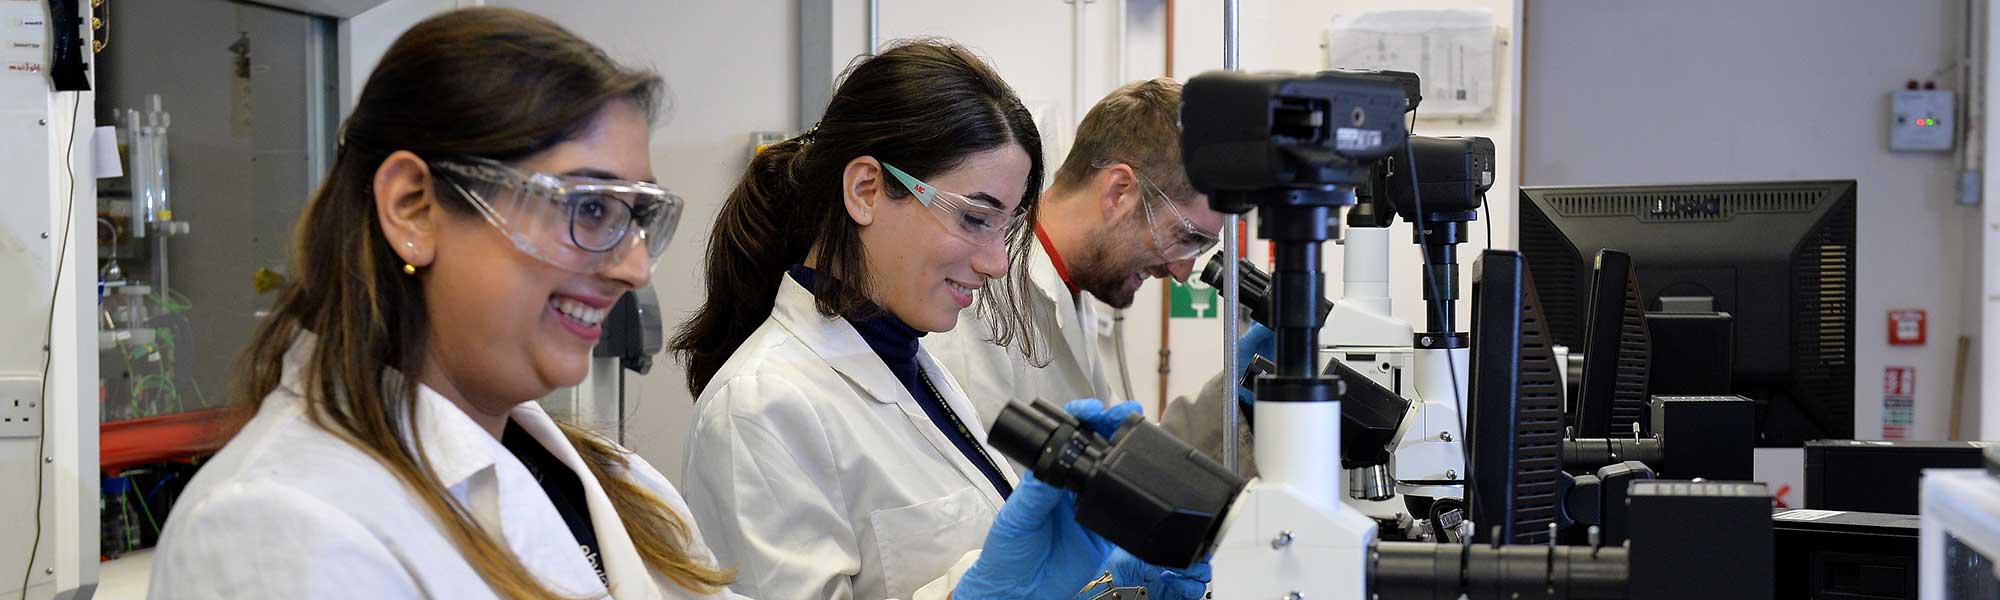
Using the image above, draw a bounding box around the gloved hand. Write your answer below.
[1062,398,1144,439]
[1235,323,1275,406]
[1103,547,1211,600]
[951,473,1113,599]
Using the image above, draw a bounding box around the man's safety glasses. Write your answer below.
[1130,168,1219,261]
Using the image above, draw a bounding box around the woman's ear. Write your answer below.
[374,150,441,268]
[841,156,884,226]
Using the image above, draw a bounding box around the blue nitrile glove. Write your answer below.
[1235,323,1276,406]
[956,399,1145,599]
[1062,398,1145,439]
[1103,547,1211,600]
[952,472,1114,599]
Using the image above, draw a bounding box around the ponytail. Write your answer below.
[674,137,816,395]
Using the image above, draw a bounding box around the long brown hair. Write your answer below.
[231,7,729,597]
[673,39,1046,396]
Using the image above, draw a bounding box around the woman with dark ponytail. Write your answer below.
[674,40,1208,599]
[148,8,736,599]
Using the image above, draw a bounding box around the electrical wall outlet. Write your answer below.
[0,375,43,438]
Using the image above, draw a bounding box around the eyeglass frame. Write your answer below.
[879,160,1024,247]
[1091,159,1220,261]
[427,155,683,272]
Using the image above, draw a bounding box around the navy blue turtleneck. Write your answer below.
[788,265,1013,499]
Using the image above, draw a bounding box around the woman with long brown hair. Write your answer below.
[674,39,1208,599]
[146,8,733,599]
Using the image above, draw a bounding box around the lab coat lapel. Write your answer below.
[279,332,497,492]
[405,383,611,597]
[277,332,611,597]
[916,350,1018,504]
[1029,242,1100,397]
[770,276,1012,502]
[508,402,663,600]
[770,276,913,408]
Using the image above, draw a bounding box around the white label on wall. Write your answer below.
[1327,9,1499,118]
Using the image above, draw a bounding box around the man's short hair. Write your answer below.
[1051,77,1197,202]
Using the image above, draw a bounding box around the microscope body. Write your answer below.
[1182,67,1411,599]
[1323,225,1468,507]
[1211,400,1378,598]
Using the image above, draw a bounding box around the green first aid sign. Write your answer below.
[1169,280,1218,319]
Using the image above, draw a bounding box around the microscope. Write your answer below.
[1200,130,1496,540]
[989,68,1776,599]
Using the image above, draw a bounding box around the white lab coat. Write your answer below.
[928,239,1125,431]
[149,334,740,600]
[681,275,1018,600]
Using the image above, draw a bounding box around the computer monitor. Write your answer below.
[1519,180,1856,445]
[1467,249,1564,545]
[1574,248,1652,437]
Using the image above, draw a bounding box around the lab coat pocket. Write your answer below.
[869,486,996,598]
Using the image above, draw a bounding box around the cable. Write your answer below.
[1402,105,1479,525]
[125,481,158,536]
[21,91,81,600]
[1483,203,1493,251]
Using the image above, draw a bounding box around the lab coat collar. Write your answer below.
[278,333,662,598]
[768,276,1019,501]
[1026,240,1098,379]
[276,332,494,488]
[508,402,664,600]
[769,276,911,407]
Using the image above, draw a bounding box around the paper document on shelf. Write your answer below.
[1327,9,1497,118]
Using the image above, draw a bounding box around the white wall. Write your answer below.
[1987,0,2000,441]
[1521,0,1981,443]
[1,0,98,595]
[337,0,470,114]
[488,0,798,477]
[1124,0,1524,412]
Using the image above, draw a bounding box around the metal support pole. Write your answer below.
[1219,0,1243,473]
[866,0,880,54]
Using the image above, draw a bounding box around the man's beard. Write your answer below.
[1067,215,1156,309]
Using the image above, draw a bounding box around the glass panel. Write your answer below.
[1947,534,2000,598]
[95,0,335,424]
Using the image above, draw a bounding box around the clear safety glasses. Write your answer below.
[881,161,1021,247]
[1132,168,1220,261]
[428,156,683,274]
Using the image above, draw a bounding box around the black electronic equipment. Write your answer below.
[1574,249,1651,437]
[1199,254,1408,471]
[1645,299,1735,397]
[593,286,666,374]
[1806,440,1991,514]
[1466,249,1565,545]
[1520,180,1857,445]
[1200,255,1332,333]
[986,400,1246,569]
[1773,509,1920,600]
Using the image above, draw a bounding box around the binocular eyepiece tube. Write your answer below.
[987,400,1249,569]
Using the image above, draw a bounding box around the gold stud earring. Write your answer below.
[403,263,417,275]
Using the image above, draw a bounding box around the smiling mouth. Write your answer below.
[550,296,608,327]
[948,279,979,297]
